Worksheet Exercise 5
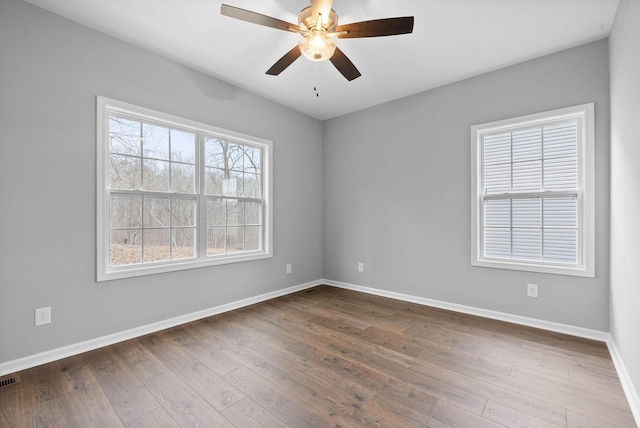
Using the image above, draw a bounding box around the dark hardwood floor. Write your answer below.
[0,285,636,427]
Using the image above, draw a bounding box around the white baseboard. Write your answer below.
[0,279,322,377]
[324,279,608,341]
[324,279,639,427]
[606,336,640,426]
[2,278,638,427]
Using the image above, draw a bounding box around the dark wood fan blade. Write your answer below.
[329,47,361,81]
[336,17,414,38]
[266,46,302,75]
[221,4,302,33]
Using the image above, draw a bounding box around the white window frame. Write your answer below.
[97,96,273,281]
[470,103,595,277]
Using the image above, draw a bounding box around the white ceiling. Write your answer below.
[23,0,619,120]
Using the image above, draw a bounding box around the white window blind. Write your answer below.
[471,104,594,277]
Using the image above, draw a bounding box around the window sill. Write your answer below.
[472,258,594,278]
[98,252,273,282]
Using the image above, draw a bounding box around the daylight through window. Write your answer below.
[97,97,272,281]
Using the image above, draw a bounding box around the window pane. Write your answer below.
[544,156,577,190]
[513,229,542,260]
[244,146,261,174]
[484,228,511,259]
[512,198,541,227]
[227,227,244,253]
[512,128,541,162]
[205,139,243,171]
[222,174,241,197]
[544,196,577,228]
[483,133,511,165]
[245,202,262,225]
[225,143,244,171]
[244,173,261,198]
[205,167,224,195]
[143,197,170,228]
[109,117,141,156]
[245,226,261,251]
[483,163,511,194]
[172,198,195,227]
[206,227,226,255]
[110,155,141,190]
[172,228,195,260]
[204,138,225,168]
[171,163,195,194]
[143,229,170,263]
[171,129,195,163]
[143,123,169,160]
[484,199,510,227]
[143,159,170,192]
[513,160,541,192]
[207,199,226,226]
[227,201,244,226]
[544,122,577,158]
[111,195,142,228]
[110,230,141,266]
[544,229,577,263]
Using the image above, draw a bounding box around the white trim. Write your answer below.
[606,336,640,426]
[0,279,321,377]
[2,278,638,427]
[323,279,607,341]
[96,96,274,281]
[470,103,595,278]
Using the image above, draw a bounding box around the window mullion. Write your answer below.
[509,131,514,259]
[197,133,207,259]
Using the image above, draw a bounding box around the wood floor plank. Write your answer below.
[482,400,564,428]
[2,284,636,427]
[52,380,124,427]
[212,327,387,426]
[220,396,288,428]
[125,407,180,428]
[430,400,505,428]
[568,366,628,396]
[567,410,626,428]
[143,371,230,427]
[87,345,161,423]
[111,339,168,381]
[139,331,245,412]
[509,365,636,427]
[223,366,331,427]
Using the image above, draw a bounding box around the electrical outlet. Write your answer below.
[358,262,364,272]
[35,307,51,326]
[527,284,539,298]
[286,263,292,274]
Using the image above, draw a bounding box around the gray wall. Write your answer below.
[0,0,323,364]
[323,40,611,331]
[0,0,623,372]
[610,0,640,406]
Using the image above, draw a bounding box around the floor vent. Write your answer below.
[0,375,20,389]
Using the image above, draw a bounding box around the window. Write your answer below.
[97,97,272,281]
[471,104,594,277]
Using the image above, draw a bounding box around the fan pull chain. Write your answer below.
[313,63,319,98]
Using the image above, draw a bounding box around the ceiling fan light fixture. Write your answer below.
[299,31,336,61]
[220,2,414,80]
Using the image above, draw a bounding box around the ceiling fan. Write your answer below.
[220,0,414,81]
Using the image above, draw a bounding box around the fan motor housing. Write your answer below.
[298,6,338,31]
